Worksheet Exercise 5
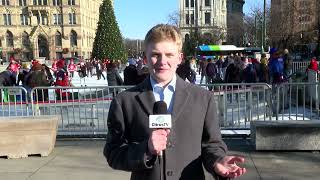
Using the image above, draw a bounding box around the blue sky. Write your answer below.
[114,0,269,40]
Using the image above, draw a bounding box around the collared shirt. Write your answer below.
[150,75,176,113]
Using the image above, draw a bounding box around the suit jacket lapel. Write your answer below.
[136,77,155,115]
[172,77,190,121]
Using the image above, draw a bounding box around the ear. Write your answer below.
[178,53,184,64]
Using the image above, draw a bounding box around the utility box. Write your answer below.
[0,116,59,158]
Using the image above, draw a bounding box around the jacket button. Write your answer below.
[166,171,173,176]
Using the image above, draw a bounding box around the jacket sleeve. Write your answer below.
[103,97,155,171]
[115,71,124,85]
[201,93,228,176]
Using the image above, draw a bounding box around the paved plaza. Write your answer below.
[0,138,319,180]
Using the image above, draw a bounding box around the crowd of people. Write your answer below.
[176,48,294,87]
[0,56,127,101]
[0,46,317,102]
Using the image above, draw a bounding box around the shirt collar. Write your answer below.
[150,74,176,92]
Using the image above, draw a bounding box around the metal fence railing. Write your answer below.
[0,86,30,117]
[1,81,320,137]
[30,86,131,137]
[199,83,273,129]
[291,61,319,73]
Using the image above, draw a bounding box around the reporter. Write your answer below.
[104,24,246,180]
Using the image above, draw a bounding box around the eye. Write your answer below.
[166,53,174,58]
[151,53,160,58]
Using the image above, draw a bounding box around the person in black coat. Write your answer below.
[107,61,123,97]
[104,24,246,180]
[124,59,138,85]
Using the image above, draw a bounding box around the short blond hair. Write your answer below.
[144,24,182,52]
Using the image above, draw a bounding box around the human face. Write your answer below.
[146,40,182,86]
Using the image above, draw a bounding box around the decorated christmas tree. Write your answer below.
[92,0,127,62]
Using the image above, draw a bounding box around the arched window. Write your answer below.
[70,30,77,47]
[185,34,190,40]
[6,30,14,47]
[22,31,30,47]
[55,31,62,47]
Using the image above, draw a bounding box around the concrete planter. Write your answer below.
[0,115,59,158]
[251,120,320,150]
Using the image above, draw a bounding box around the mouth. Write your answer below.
[155,68,168,72]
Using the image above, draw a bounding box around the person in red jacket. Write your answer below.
[55,60,71,100]
[307,57,319,72]
[68,59,76,78]
[7,59,19,85]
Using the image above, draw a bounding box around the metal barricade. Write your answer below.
[271,82,320,121]
[291,61,316,74]
[199,83,272,130]
[29,82,320,137]
[0,86,29,117]
[30,86,131,137]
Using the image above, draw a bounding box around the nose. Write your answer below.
[156,54,167,65]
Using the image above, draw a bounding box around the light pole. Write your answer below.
[263,0,267,52]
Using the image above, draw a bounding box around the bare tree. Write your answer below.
[167,11,180,26]
[124,38,144,58]
[270,0,317,50]
[243,6,268,48]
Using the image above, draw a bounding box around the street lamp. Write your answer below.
[263,0,266,52]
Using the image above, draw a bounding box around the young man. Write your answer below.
[104,24,246,180]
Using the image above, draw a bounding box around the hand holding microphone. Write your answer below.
[148,101,172,156]
[148,129,170,155]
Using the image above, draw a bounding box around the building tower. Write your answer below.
[226,0,244,46]
[179,0,227,44]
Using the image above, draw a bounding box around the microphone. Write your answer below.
[149,101,172,156]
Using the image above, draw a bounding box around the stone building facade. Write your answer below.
[179,0,227,44]
[270,0,319,49]
[0,0,106,61]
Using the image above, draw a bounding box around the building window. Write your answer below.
[68,0,75,5]
[20,14,29,25]
[191,14,194,24]
[6,31,14,47]
[1,0,9,6]
[70,30,77,47]
[205,0,210,6]
[69,13,76,24]
[185,0,189,7]
[53,14,62,25]
[55,31,62,47]
[19,0,27,6]
[186,14,189,25]
[205,12,211,24]
[33,0,47,5]
[36,13,40,24]
[22,32,30,47]
[41,13,48,25]
[3,14,12,25]
[191,0,196,7]
[53,0,61,6]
